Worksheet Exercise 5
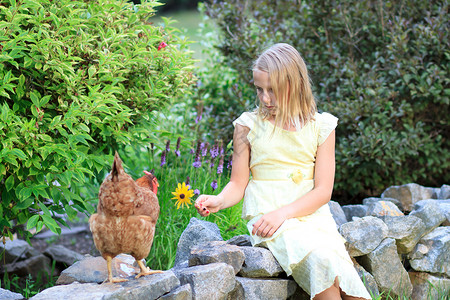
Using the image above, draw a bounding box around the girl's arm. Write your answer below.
[195,124,251,216]
[252,130,336,237]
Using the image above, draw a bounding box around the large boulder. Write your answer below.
[359,238,413,298]
[381,183,435,212]
[231,277,301,300]
[339,216,388,257]
[174,218,223,268]
[328,200,348,227]
[0,288,24,300]
[408,226,450,277]
[159,284,192,300]
[0,254,51,280]
[409,200,446,235]
[341,204,368,221]
[382,215,426,254]
[31,271,179,300]
[188,241,245,274]
[175,263,235,300]
[238,246,284,278]
[363,197,403,211]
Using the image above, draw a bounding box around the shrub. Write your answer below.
[0,0,195,241]
[201,0,449,202]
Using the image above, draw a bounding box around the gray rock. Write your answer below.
[409,200,446,234]
[31,271,180,300]
[159,284,192,300]
[34,225,88,239]
[226,235,252,247]
[437,199,450,226]
[366,200,404,218]
[352,258,379,297]
[188,241,245,274]
[233,277,299,300]
[381,183,435,212]
[408,226,450,277]
[56,254,142,285]
[238,246,284,278]
[409,271,450,300]
[359,238,413,298]
[0,239,40,264]
[339,216,388,257]
[341,204,368,221]
[0,288,25,300]
[0,254,51,280]
[383,215,426,254]
[176,263,235,300]
[438,184,450,199]
[174,218,223,268]
[363,197,404,211]
[44,244,85,267]
[328,200,347,226]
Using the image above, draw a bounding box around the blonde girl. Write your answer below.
[195,43,371,300]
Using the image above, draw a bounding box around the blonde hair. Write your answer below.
[253,43,317,130]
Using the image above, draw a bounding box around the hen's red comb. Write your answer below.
[143,170,152,176]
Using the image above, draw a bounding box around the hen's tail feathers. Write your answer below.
[111,151,123,181]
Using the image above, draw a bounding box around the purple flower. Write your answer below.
[160,150,166,166]
[210,162,214,168]
[217,156,224,174]
[165,140,170,152]
[227,156,232,169]
[192,159,201,168]
[194,189,200,195]
[195,114,202,124]
[210,144,219,159]
[175,137,181,157]
[201,142,209,157]
[211,180,218,191]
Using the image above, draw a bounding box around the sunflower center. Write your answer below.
[180,194,185,199]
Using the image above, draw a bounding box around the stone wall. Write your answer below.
[1,183,449,300]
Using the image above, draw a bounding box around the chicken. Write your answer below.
[89,152,162,283]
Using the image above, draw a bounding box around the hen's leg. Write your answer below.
[105,255,128,283]
[135,260,163,279]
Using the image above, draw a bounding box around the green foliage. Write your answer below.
[0,0,195,240]
[200,0,449,202]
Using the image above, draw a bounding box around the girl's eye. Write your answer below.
[256,87,263,93]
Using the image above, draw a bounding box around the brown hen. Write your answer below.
[89,152,162,283]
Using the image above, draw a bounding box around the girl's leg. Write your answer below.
[313,277,341,300]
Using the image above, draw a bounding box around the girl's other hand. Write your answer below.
[194,195,224,217]
[252,209,287,238]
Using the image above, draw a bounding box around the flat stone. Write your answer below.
[363,197,403,211]
[366,200,404,217]
[0,288,25,300]
[238,246,284,278]
[408,226,450,277]
[31,271,179,300]
[56,254,142,285]
[409,271,450,300]
[328,200,347,227]
[158,284,192,300]
[381,183,435,212]
[226,235,252,247]
[34,225,89,239]
[176,263,235,300]
[188,241,245,274]
[44,244,85,267]
[174,218,223,268]
[382,215,426,254]
[233,277,299,300]
[339,216,388,257]
[0,239,40,264]
[359,238,413,298]
[1,254,51,280]
[341,204,368,221]
[409,200,446,235]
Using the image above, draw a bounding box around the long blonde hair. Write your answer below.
[253,43,317,130]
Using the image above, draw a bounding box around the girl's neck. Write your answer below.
[267,117,298,132]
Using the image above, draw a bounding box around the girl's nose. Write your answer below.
[261,91,271,104]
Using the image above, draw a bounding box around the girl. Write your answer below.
[194,43,371,300]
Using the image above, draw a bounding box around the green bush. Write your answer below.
[0,0,195,240]
[200,0,449,202]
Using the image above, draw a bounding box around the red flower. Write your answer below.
[158,42,168,51]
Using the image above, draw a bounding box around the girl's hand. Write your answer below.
[252,209,287,238]
[195,195,224,217]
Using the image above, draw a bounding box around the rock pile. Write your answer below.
[1,183,449,300]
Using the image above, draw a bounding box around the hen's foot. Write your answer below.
[105,277,128,283]
[135,260,163,278]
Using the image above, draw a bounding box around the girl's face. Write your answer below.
[253,70,276,115]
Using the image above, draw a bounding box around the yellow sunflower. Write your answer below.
[171,182,195,209]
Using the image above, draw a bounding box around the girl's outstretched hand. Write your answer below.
[252,209,287,238]
[195,195,223,217]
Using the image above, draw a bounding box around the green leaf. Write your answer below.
[38,201,52,217]
[42,215,61,235]
[26,214,40,230]
[16,197,34,209]
[5,175,14,191]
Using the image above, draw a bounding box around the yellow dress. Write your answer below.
[233,111,371,299]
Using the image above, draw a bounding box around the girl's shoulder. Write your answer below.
[232,111,259,129]
[313,111,338,145]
